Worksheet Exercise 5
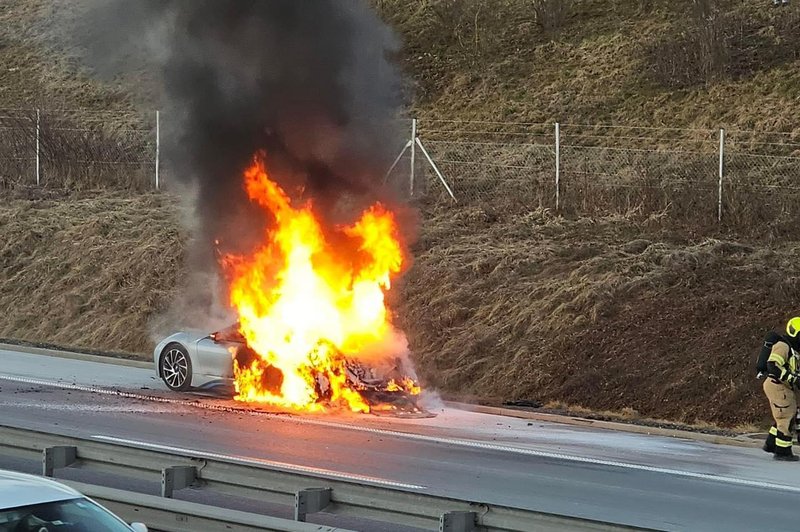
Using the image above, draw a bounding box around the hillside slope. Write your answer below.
[0,194,789,427]
[0,194,185,351]
[2,1,799,131]
[1,0,799,427]
[401,202,797,426]
[378,0,800,131]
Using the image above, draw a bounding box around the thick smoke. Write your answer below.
[79,0,405,245]
[156,1,406,254]
[72,0,409,328]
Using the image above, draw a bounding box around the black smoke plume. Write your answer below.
[78,0,406,259]
[69,0,409,325]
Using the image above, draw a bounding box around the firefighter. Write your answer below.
[763,317,800,461]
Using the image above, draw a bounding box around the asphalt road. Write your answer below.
[0,347,797,531]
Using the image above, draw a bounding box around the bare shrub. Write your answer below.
[531,0,571,34]
[691,0,730,80]
[646,0,733,88]
[428,0,472,48]
[419,0,509,63]
[773,7,800,63]
[645,0,799,89]
[636,0,655,14]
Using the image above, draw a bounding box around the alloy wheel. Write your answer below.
[162,347,189,389]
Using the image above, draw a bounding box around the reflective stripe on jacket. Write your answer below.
[767,340,800,386]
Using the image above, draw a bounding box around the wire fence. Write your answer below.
[2,108,800,226]
[383,119,800,227]
[0,108,157,191]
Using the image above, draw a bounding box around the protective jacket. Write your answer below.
[766,340,800,388]
[764,339,800,458]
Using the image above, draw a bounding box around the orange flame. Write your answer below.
[387,377,421,396]
[221,153,407,413]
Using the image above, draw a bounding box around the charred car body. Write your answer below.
[153,324,422,413]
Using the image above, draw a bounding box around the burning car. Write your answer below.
[153,154,425,415]
[153,328,236,393]
[154,323,423,414]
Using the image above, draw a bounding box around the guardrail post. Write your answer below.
[161,466,197,498]
[294,487,332,522]
[440,511,477,532]
[42,446,77,477]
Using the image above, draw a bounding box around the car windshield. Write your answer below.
[0,497,132,532]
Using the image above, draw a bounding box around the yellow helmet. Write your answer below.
[787,317,800,339]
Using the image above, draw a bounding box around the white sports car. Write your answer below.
[153,324,422,412]
[153,325,240,392]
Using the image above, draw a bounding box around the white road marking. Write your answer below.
[0,399,184,413]
[2,373,798,495]
[91,434,426,490]
[287,419,800,495]
[0,374,222,407]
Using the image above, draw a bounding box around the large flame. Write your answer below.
[221,153,411,413]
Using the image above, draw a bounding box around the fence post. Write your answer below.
[409,118,417,198]
[155,110,161,190]
[718,128,725,223]
[555,122,560,211]
[35,108,40,186]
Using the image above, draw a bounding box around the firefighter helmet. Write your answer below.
[787,317,800,349]
[787,317,800,338]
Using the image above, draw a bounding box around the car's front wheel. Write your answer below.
[159,344,192,391]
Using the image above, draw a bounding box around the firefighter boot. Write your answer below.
[774,431,800,461]
[764,426,778,453]
[773,442,800,462]
[774,447,799,461]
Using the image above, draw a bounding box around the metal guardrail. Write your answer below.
[62,480,353,532]
[0,424,656,532]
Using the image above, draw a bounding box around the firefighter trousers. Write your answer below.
[764,378,799,451]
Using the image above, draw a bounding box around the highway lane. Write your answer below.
[0,348,797,531]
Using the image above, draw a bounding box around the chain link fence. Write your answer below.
[0,108,157,191]
[412,120,555,209]
[0,109,37,188]
[3,109,800,226]
[390,119,800,226]
[558,124,721,221]
[724,130,800,228]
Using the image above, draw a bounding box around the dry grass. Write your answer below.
[0,189,795,427]
[376,0,800,132]
[540,400,754,435]
[0,193,186,354]
[398,202,800,427]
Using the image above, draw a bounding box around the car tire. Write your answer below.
[159,343,192,392]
